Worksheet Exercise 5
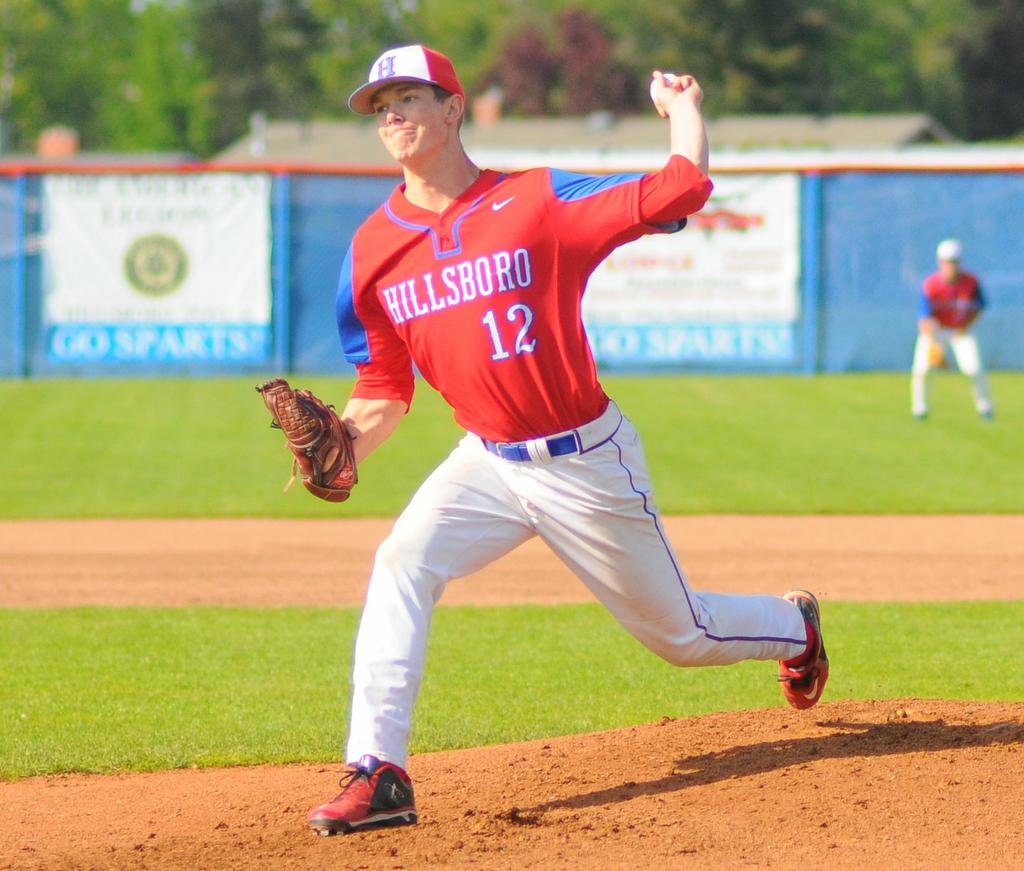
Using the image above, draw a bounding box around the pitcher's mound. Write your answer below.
[3,698,1022,870]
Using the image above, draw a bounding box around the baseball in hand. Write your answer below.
[650,72,677,118]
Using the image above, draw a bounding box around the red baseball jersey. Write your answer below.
[337,155,712,442]
[920,270,985,329]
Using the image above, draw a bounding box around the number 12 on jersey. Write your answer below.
[482,304,537,361]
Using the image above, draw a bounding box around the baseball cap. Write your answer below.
[348,45,464,115]
[936,238,963,261]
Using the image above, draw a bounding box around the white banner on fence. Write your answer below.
[583,172,801,365]
[41,173,272,363]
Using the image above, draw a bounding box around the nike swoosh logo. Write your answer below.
[492,196,515,211]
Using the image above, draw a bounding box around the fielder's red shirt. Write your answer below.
[337,155,712,442]
[920,270,986,329]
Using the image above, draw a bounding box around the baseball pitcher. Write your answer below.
[262,45,829,836]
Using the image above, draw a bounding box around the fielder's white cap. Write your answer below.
[936,238,963,261]
[348,45,464,115]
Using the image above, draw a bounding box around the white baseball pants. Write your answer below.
[911,329,993,416]
[346,402,808,768]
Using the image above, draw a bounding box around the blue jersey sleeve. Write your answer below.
[336,234,416,407]
[548,169,645,202]
[542,158,711,265]
[336,245,371,364]
[545,166,688,232]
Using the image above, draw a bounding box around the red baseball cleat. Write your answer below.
[778,590,829,710]
[307,755,417,835]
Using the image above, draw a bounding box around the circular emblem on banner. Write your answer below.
[124,234,188,297]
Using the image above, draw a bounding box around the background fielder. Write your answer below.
[911,238,994,420]
[305,44,829,836]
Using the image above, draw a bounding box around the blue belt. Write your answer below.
[482,433,580,462]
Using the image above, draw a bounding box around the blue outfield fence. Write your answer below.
[0,176,22,377]
[0,162,1022,378]
[820,171,1024,371]
[287,173,396,373]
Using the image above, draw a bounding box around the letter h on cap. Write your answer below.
[376,55,396,80]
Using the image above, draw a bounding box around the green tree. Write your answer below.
[670,0,835,114]
[193,0,272,151]
[306,0,416,118]
[1,0,1015,154]
[263,0,328,119]
[101,1,214,155]
[955,0,1024,139]
[411,0,538,101]
[0,0,134,152]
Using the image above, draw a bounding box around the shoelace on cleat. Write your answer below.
[328,765,371,801]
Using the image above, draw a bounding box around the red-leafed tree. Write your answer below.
[488,9,641,117]
[556,8,639,115]
[495,24,558,115]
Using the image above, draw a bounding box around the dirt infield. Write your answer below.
[3,515,1023,606]
[2,516,1023,870]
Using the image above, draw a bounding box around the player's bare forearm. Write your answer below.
[668,100,709,175]
[919,317,938,335]
[341,397,408,464]
[651,72,709,175]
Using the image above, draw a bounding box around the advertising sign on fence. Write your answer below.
[41,173,272,364]
[583,172,801,366]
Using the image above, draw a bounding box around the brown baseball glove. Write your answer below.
[256,378,357,502]
[928,339,947,369]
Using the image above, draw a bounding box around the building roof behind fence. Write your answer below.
[211,112,958,167]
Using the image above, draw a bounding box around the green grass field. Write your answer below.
[0,372,1021,517]
[1,372,1021,780]
[2,602,1022,780]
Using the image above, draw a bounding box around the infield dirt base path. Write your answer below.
[1,517,1023,870]
[3,515,1023,606]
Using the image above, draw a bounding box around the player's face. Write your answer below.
[938,258,960,280]
[372,83,453,164]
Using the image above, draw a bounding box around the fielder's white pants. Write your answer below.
[346,402,807,768]
[911,329,993,416]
